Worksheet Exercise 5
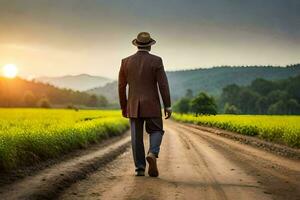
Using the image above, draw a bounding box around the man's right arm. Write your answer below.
[118,59,128,118]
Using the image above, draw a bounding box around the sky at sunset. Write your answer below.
[0,0,299,79]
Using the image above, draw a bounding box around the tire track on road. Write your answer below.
[58,120,289,200]
[174,121,300,200]
[0,133,131,200]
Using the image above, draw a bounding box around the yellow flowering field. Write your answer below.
[173,113,300,148]
[0,109,129,171]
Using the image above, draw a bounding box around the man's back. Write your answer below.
[118,51,170,118]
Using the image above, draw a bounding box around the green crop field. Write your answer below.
[172,114,300,148]
[0,109,129,171]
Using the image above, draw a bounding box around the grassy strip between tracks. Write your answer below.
[172,113,300,148]
[0,109,129,171]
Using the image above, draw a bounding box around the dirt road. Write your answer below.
[59,120,300,200]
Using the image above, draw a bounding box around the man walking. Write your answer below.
[118,32,172,177]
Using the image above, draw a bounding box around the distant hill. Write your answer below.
[87,64,300,103]
[0,76,100,107]
[35,74,112,91]
[167,64,300,100]
[88,81,118,103]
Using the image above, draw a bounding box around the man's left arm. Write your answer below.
[156,58,172,119]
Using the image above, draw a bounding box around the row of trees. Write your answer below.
[173,75,300,115]
[220,75,300,114]
[0,77,108,108]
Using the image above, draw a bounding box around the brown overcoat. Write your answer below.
[118,51,171,118]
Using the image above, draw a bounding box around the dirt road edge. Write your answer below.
[0,133,131,200]
[178,121,300,160]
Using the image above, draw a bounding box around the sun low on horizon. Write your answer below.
[2,64,18,78]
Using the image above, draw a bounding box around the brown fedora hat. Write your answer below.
[132,32,156,47]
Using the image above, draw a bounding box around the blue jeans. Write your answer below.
[130,118,164,172]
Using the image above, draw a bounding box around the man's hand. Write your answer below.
[164,107,172,119]
[122,109,128,118]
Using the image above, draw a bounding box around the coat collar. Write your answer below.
[137,49,150,54]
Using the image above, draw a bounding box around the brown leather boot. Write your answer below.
[146,153,159,177]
